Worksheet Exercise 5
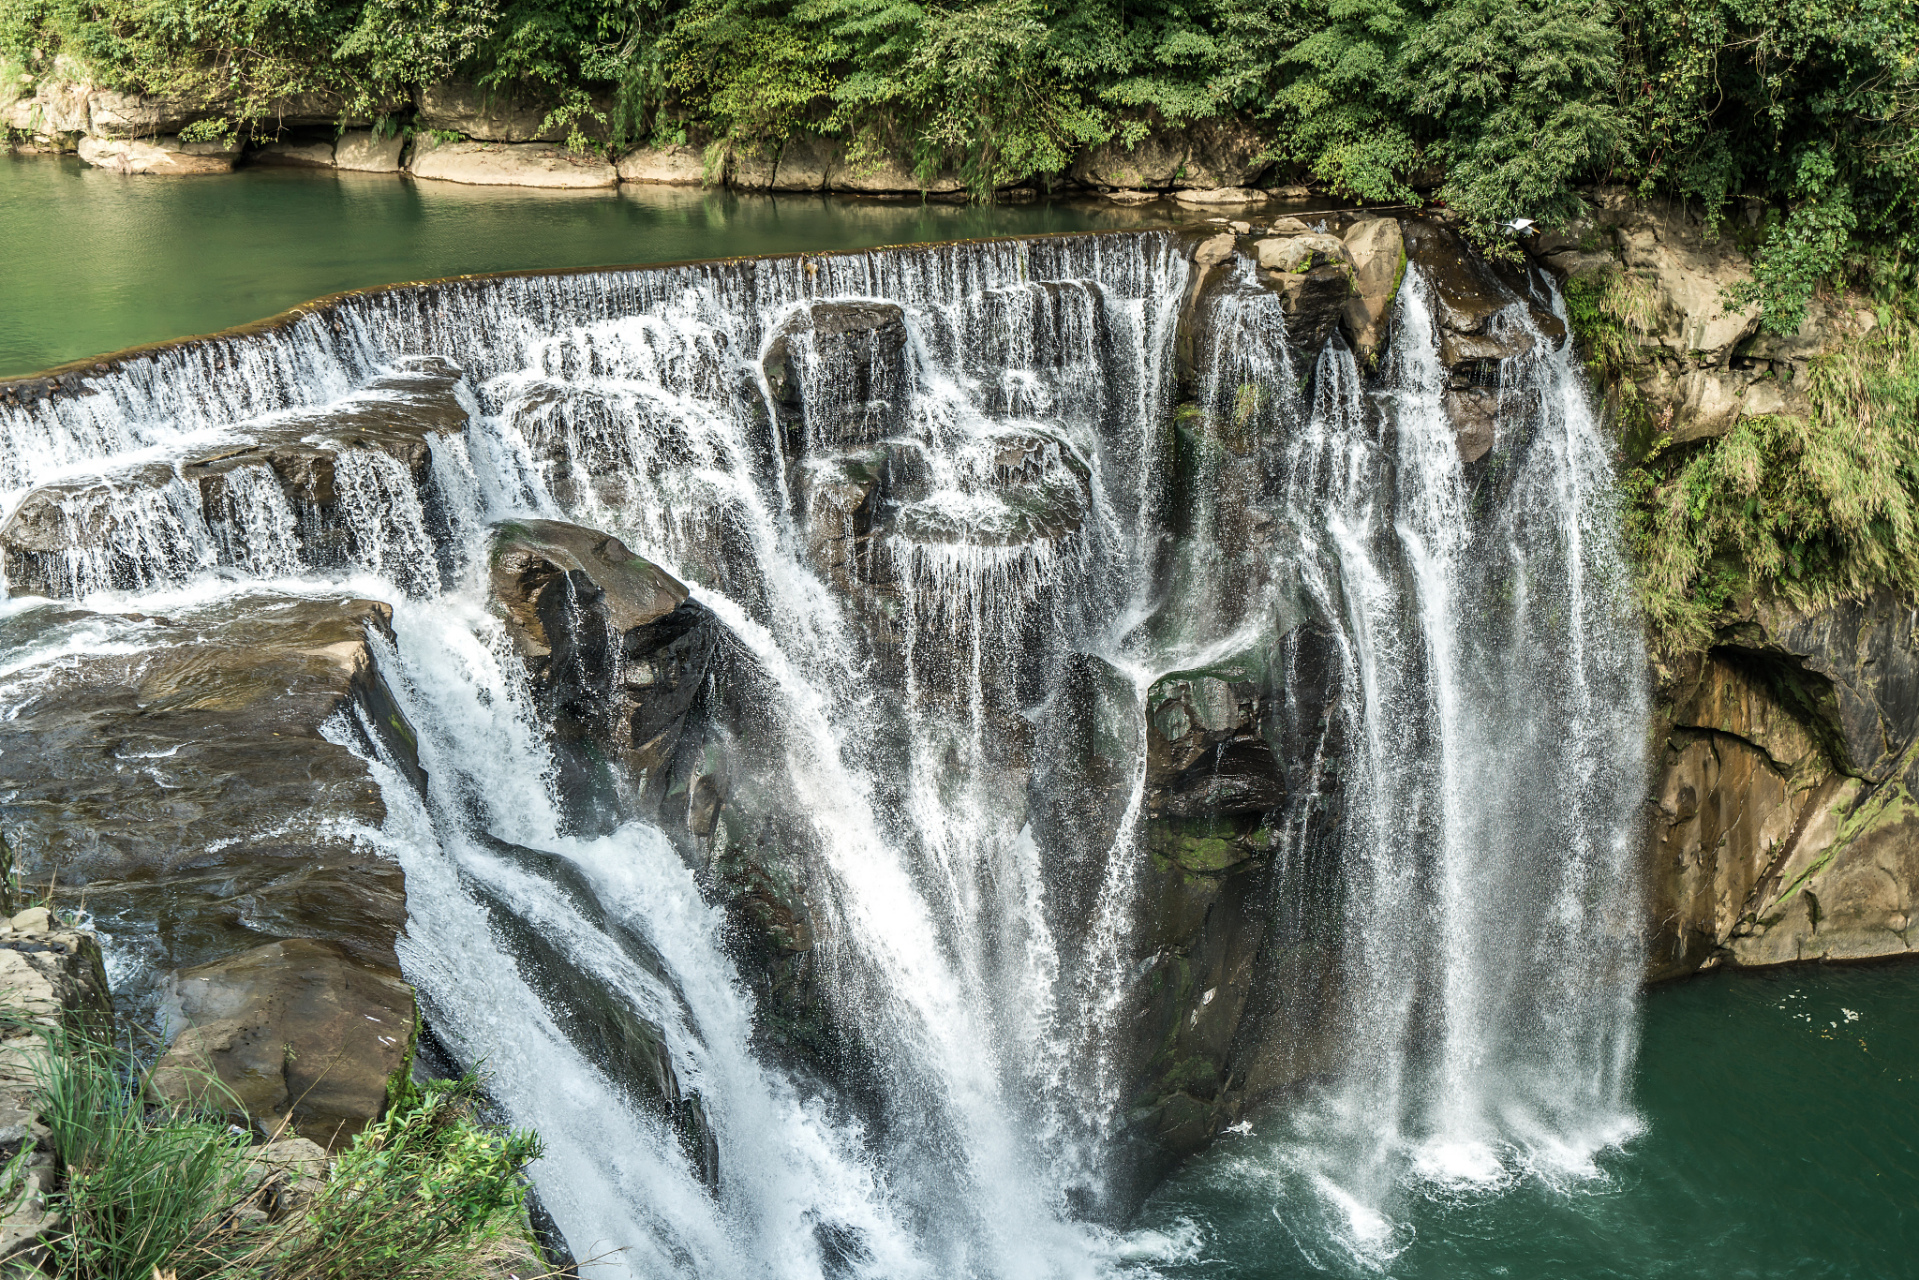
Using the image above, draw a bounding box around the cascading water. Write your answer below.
[0,228,1647,1277]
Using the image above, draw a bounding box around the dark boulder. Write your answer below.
[763,302,910,455]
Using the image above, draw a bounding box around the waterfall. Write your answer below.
[0,230,1648,1277]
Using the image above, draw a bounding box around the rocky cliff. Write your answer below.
[1527,191,1918,978]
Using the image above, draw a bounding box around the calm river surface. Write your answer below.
[0,152,1172,376]
[3,149,1914,1278]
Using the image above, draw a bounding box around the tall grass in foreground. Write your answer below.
[31,1027,548,1280]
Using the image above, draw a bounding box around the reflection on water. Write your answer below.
[0,153,1179,376]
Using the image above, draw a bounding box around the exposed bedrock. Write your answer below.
[0,592,426,1140]
[1647,592,1919,978]
[762,301,911,452]
[767,297,1100,708]
[1526,188,1879,444]
[486,520,844,1080]
[1029,627,1347,1209]
[148,939,417,1149]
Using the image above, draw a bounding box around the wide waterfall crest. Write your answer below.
[0,230,1647,1279]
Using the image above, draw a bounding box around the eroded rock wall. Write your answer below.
[1647,596,1919,978]
[1524,191,1919,979]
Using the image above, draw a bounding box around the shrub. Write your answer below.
[30,1027,545,1280]
[1618,305,1919,655]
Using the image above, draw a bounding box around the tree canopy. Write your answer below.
[4,0,1916,318]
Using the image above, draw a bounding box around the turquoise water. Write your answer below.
[0,152,1173,376]
[1140,964,1919,1278]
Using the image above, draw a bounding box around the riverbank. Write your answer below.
[3,79,1295,201]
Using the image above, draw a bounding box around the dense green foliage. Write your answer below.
[3,0,1915,306]
[31,1028,543,1280]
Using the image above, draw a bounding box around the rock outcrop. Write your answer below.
[616,143,708,185]
[0,911,113,1275]
[408,137,618,189]
[484,517,847,1126]
[415,81,568,143]
[1528,189,1875,443]
[333,129,406,172]
[76,133,240,175]
[1073,118,1272,192]
[1517,189,1919,979]
[0,594,421,999]
[149,939,416,1148]
[1647,594,1919,978]
[6,77,1303,200]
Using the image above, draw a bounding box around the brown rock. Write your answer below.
[149,939,415,1149]
[617,143,709,185]
[409,138,617,189]
[334,130,406,173]
[770,133,840,191]
[76,134,237,176]
[0,594,420,982]
[490,519,689,658]
[1255,233,1352,274]
[1339,217,1406,362]
[1174,187,1271,207]
[1443,388,1497,463]
[416,81,563,143]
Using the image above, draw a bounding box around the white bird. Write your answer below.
[1501,217,1537,235]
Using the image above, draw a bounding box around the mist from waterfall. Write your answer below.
[0,232,1647,1277]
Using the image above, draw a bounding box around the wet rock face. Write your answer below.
[489,519,712,816]
[486,520,837,1069]
[0,358,466,599]
[1399,221,1567,462]
[1041,628,1343,1209]
[1647,594,1919,979]
[0,595,421,984]
[763,301,911,452]
[491,519,745,833]
[148,939,415,1149]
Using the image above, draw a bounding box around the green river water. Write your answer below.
[3,151,1914,1279]
[1143,964,1919,1279]
[0,152,1171,376]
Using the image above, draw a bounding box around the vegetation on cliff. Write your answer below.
[1567,272,1919,656]
[3,0,1915,308]
[34,1027,544,1279]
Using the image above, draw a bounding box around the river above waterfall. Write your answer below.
[1,209,1914,1280]
[0,152,1175,378]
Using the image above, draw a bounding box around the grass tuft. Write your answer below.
[31,1027,548,1280]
